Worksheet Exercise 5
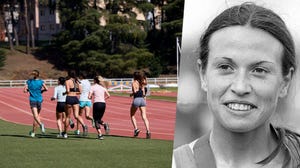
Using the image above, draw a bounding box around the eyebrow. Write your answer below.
[214,57,274,66]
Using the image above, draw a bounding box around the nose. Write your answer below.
[230,72,251,96]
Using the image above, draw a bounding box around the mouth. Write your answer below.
[224,102,257,111]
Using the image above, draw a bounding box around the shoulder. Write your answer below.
[82,79,90,84]
[174,133,216,168]
[90,84,97,90]
[173,143,196,168]
[274,126,300,166]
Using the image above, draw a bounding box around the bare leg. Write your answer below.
[76,108,84,131]
[31,107,42,126]
[85,106,93,120]
[139,106,150,132]
[74,104,85,126]
[74,104,88,136]
[56,112,64,133]
[64,104,72,133]
[32,119,38,133]
[130,105,138,130]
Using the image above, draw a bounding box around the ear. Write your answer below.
[279,68,294,98]
[197,59,208,92]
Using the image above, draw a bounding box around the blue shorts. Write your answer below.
[132,97,146,107]
[30,101,42,110]
[66,96,79,105]
[80,101,92,108]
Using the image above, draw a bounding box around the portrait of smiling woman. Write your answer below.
[173,2,300,168]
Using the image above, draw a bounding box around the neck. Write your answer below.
[210,121,280,168]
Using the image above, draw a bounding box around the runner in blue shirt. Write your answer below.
[24,70,48,137]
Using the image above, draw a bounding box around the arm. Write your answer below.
[64,80,70,95]
[105,89,110,100]
[51,87,57,101]
[132,81,139,94]
[77,82,82,95]
[88,90,93,100]
[41,82,48,93]
[23,84,28,93]
[130,81,138,97]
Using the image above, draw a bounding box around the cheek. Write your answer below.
[252,79,282,107]
[205,78,228,106]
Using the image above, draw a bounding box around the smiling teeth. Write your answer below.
[227,103,252,111]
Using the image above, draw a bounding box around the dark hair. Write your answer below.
[58,77,65,85]
[199,2,296,76]
[199,3,300,166]
[79,71,87,79]
[94,75,104,85]
[133,71,143,85]
[68,70,77,78]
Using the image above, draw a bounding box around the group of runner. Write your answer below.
[24,69,151,140]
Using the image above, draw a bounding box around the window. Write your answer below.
[49,24,55,31]
[40,10,45,16]
[50,9,55,15]
[40,25,46,31]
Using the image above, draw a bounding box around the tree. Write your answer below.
[51,0,158,77]
[146,0,184,73]
[0,1,15,51]
[0,49,6,69]
[24,0,30,54]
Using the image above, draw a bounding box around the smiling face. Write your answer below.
[200,26,292,132]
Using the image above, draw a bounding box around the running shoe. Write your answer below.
[91,118,95,128]
[62,132,68,139]
[98,134,104,140]
[40,123,45,134]
[104,123,110,135]
[74,130,80,135]
[69,119,75,129]
[83,125,88,136]
[57,133,63,138]
[29,130,35,138]
[146,131,151,139]
[134,129,140,137]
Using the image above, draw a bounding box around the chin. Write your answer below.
[221,118,259,133]
[221,120,264,133]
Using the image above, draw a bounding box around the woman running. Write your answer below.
[51,77,68,138]
[24,70,48,137]
[130,71,151,139]
[75,72,94,135]
[62,70,88,138]
[88,76,110,140]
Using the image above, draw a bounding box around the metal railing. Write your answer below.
[0,77,178,88]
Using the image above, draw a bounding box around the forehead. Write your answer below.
[208,26,283,63]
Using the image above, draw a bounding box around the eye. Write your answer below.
[217,64,234,72]
[252,67,269,74]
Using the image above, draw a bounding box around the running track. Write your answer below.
[0,87,176,140]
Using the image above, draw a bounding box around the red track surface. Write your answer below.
[0,88,176,140]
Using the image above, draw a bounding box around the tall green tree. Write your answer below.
[53,0,159,77]
[147,0,184,73]
[0,49,6,69]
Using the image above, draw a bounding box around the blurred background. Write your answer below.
[174,0,300,148]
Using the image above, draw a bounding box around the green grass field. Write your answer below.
[0,119,174,168]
